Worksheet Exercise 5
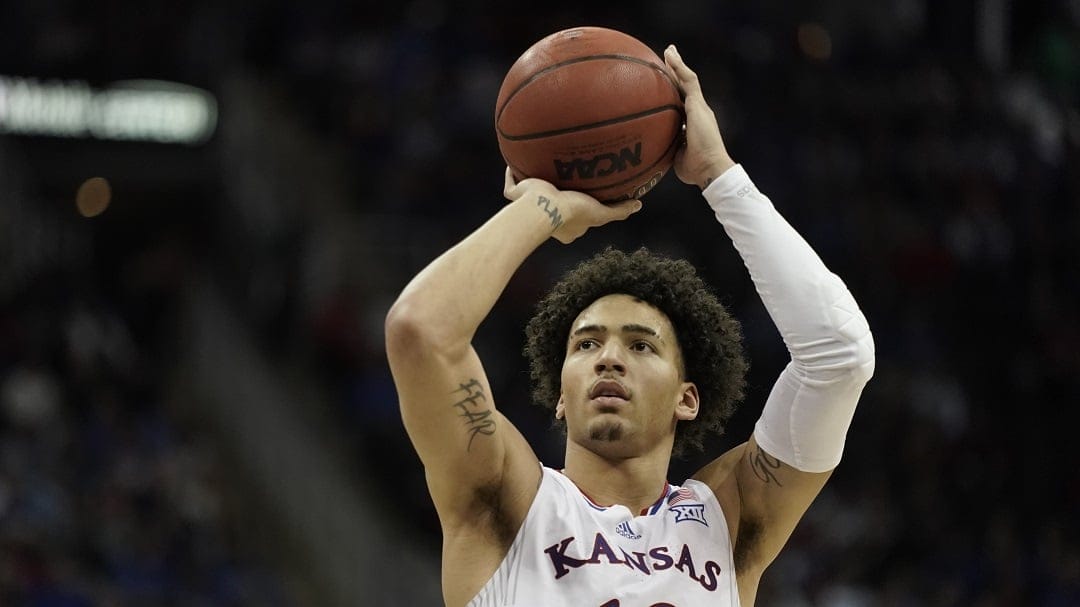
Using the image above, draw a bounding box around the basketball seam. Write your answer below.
[498,105,683,141]
[495,54,675,126]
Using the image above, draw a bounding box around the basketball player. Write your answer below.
[385,45,875,606]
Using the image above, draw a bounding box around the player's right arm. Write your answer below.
[385,170,641,528]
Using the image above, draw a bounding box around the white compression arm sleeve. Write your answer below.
[703,164,875,472]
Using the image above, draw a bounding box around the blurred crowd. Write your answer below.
[3,0,1080,605]
[0,151,291,603]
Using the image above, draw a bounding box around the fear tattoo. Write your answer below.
[451,379,496,451]
[536,195,563,229]
[750,447,783,486]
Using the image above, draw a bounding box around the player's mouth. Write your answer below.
[589,379,631,407]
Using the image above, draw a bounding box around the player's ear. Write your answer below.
[675,382,699,421]
[555,395,566,420]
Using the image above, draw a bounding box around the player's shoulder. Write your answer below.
[691,441,748,491]
[689,442,747,537]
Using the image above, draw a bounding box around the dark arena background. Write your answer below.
[1,1,1078,605]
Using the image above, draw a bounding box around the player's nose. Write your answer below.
[593,342,626,375]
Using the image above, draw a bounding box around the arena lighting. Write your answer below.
[0,76,217,144]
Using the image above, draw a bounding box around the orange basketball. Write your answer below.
[495,27,684,202]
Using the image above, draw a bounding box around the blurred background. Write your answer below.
[1,0,1078,605]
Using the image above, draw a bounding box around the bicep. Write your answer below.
[393,344,498,465]
[387,336,538,519]
[731,434,832,574]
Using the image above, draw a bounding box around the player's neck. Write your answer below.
[562,440,672,514]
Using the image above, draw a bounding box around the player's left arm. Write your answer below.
[665,45,875,586]
[692,163,875,579]
[691,163,875,589]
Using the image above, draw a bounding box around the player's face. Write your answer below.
[558,294,699,457]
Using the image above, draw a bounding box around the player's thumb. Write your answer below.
[503,166,522,200]
[607,198,643,221]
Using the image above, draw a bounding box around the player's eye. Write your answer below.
[631,341,655,353]
[577,339,599,350]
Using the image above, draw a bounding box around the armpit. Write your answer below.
[733,514,764,575]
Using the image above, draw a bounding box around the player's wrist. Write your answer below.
[506,188,572,239]
[698,156,736,190]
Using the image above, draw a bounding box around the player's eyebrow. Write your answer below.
[621,323,661,340]
[570,323,664,342]
[571,324,606,338]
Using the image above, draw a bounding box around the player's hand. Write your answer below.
[503,167,642,244]
[664,45,736,190]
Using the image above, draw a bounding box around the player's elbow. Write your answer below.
[385,301,418,355]
[845,329,876,386]
[385,299,432,357]
[806,278,875,380]
[384,292,437,353]
[836,299,876,385]
[790,305,875,386]
[384,298,464,362]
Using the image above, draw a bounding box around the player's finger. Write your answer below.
[503,166,519,199]
[664,45,702,97]
[666,46,717,129]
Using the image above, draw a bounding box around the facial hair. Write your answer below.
[589,419,624,442]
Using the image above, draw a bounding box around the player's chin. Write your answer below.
[587,418,626,443]
[584,419,646,459]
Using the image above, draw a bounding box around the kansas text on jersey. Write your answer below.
[467,466,740,607]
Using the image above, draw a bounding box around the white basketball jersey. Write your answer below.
[467,466,740,607]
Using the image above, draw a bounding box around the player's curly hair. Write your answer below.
[524,247,747,458]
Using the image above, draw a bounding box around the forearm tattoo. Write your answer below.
[536,195,563,229]
[750,447,783,486]
[451,378,496,451]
